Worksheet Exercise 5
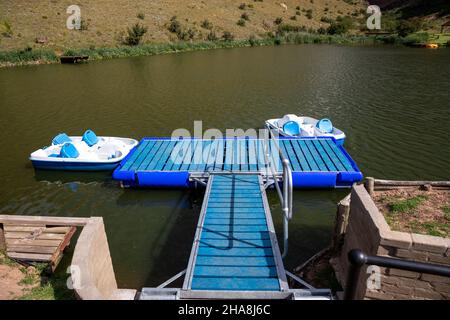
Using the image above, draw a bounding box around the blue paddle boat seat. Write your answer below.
[283,121,301,136]
[316,118,333,133]
[52,133,72,145]
[60,143,79,158]
[82,129,99,147]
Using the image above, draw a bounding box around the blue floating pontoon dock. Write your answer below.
[113,137,362,188]
[119,135,362,299]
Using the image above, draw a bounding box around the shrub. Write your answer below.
[206,31,218,41]
[241,13,250,21]
[201,19,213,30]
[125,23,148,45]
[137,12,145,20]
[327,16,353,35]
[306,9,313,20]
[168,18,182,34]
[296,11,301,16]
[397,19,422,37]
[296,6,300,10]
[222,31,234,41]
[80,18,89,31]
[321,16,333,23]
[317,27,327,34]
[239,3,246,10]
[274,17,283,25]
[1,20,13,38]
[237,19,246,27]
[290,16,297,21]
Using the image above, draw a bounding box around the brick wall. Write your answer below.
[332,184,450,300]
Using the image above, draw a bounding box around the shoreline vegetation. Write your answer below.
[1,31,446,68]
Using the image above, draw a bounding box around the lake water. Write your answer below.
[0,44,449,289]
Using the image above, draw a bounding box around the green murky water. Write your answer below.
[0,45,448,289]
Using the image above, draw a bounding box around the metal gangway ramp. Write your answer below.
[140,133,332,300]
[184,174,287,293]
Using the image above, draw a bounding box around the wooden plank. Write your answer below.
[257,139,267,171]
[153,140,179,170]
[188,140,204,171]
[7,245,57,254]
[239,140,248,171]
[6,239,62,247]
[232,139,240,171]
[3,226,70,233]
[204,139,218,172]
[148,140,176,171]
[165,140,190,171]
[191,277,280,291]
[194,266,278,278]
[281,140,301,171]
[3,225,43,232]
[195,256,275,267]
[197,140,213,172]
[199,238,272,248]
[7,252,52,261]
[202,225,269,232]
[298,140,320,171]
[304,140,328,171]
[223,139,233,171]
[50,226,76,269]
[180,140,198,171]
[120,140,149,171]
[140,140,165,170]
[0,215,88,227]
[5,232,66,240]
[213,139,224,171]
[128,140,156,171]
[248,139,258,171]
[0,224,5,251]
[325,139,354,172]
[290,140,311,171]
[312,140,337,171]
[200,231,271,240]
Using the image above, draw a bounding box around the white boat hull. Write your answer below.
[30,136,138,171]
[265,115,346,145]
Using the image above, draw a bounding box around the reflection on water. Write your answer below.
[0,45,449,289]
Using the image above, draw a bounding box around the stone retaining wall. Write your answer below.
[71,217,137,300]
[332,184,450,300]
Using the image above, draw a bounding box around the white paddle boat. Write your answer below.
[265,114,346,145]
[30,130,138,171]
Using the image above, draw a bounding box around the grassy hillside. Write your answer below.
[0,0,368,52]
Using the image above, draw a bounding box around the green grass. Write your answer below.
[0,251,17,267]
[18,274,36,286]
[0,32,417,67]
[409,220,450,238]
[19,276,75,300]
[388,195,428,214]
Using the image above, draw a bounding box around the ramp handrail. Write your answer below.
[263,127,293,259]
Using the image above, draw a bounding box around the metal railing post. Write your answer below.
[344,249,367,300]
[344,249,450,300]
[263,127,294,259]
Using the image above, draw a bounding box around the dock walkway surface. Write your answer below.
[140,173,332,300]
[184,174,287,292]
[113,137,362,188]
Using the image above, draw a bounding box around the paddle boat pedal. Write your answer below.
[30,130,138,171]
